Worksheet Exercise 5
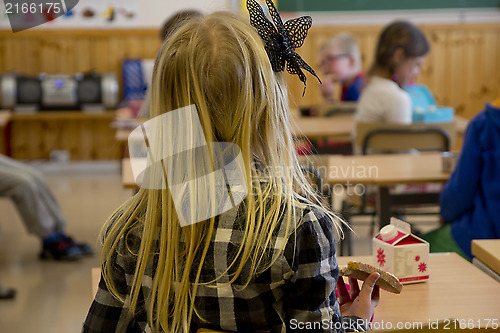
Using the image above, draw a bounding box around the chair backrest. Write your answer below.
[356,121,456,155]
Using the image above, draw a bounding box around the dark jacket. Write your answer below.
[440,103,500,258]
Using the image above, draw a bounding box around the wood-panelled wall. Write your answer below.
[9,112,121,160]
[1,23,499,120]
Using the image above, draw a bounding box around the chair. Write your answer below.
[355,121,455,154]
[340,121,456,255]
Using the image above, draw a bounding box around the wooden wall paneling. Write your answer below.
[94,119,120,160]
[92,37,111,73]
[357,29,380,74]
[62,120,79,159]
[77,118,93,159]
[0,37,5,72]
[1,37,9,71]
[27,119,43,159]
[11,118,40,159]
[142,36,161,59]
[39,37,61,74]
[73,37,93,73]
[481,29,500,109]
[9,112,119,160]
[305,32,324,106]
[58,37,78,73]
[447,29,467,117]
[40,117,59,158]
[107,37,128,98]
[2,38,20,73]
[464,28,486,118]
[124,36,145,59]
[424,29,450,106]
[27,38,41,75]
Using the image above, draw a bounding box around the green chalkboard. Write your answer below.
[279,0,500,12]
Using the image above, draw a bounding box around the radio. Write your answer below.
[1,72,119,112]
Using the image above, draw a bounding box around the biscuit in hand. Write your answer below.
[339,261,403,294]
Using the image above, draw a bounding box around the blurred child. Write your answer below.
[117,9,203,119]
[422,98,500,260]
[83,7,379,333]
[319,32,363,102]
[0,154,92,261]
[356,21,430,124]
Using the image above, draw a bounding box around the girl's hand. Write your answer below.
[337,272,380,321]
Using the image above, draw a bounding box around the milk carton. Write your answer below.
[372,218,430,284]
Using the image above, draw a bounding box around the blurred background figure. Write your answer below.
[117,9,203,120]
[0,154,92,261]
[319,32,364,103]
[356,20,430,124]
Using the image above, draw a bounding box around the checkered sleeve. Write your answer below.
[82,238,146,333]
[82,273,129,333]
[282,207,344,332]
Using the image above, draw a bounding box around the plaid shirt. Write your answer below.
[83,194,365,333]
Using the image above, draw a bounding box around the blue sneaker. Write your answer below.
[0,285,16,300]
[60,235,93,257]
[40,236,83,261]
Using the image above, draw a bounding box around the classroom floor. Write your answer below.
[0,162,440,333]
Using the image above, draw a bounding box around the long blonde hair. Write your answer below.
[101,12,341,332]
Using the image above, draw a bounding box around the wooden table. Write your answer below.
[122,158,137,189]
[311,153,451,227]
[472,239,500,282]
[91,267,101,298]
[338,252,500,329]
[292,114,354,141]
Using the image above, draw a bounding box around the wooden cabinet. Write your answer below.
[9,111,121,160]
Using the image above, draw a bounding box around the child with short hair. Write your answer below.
[319,32,364,102]
[356,21,430,124]
[83,4,379,333]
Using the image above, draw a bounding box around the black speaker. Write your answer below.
[16,76,42,105]
[77,73,102,106]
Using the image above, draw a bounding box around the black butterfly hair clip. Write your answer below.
[246,0,321,96]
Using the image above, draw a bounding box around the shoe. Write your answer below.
[40,237,84,261]
[60,235,93,257]
[0,286,16,300]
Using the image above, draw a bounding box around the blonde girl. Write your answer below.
[83,11,379,333]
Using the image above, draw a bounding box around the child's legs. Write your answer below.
[0,155,65,237]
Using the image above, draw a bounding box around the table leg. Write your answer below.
[377,186,391,229]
